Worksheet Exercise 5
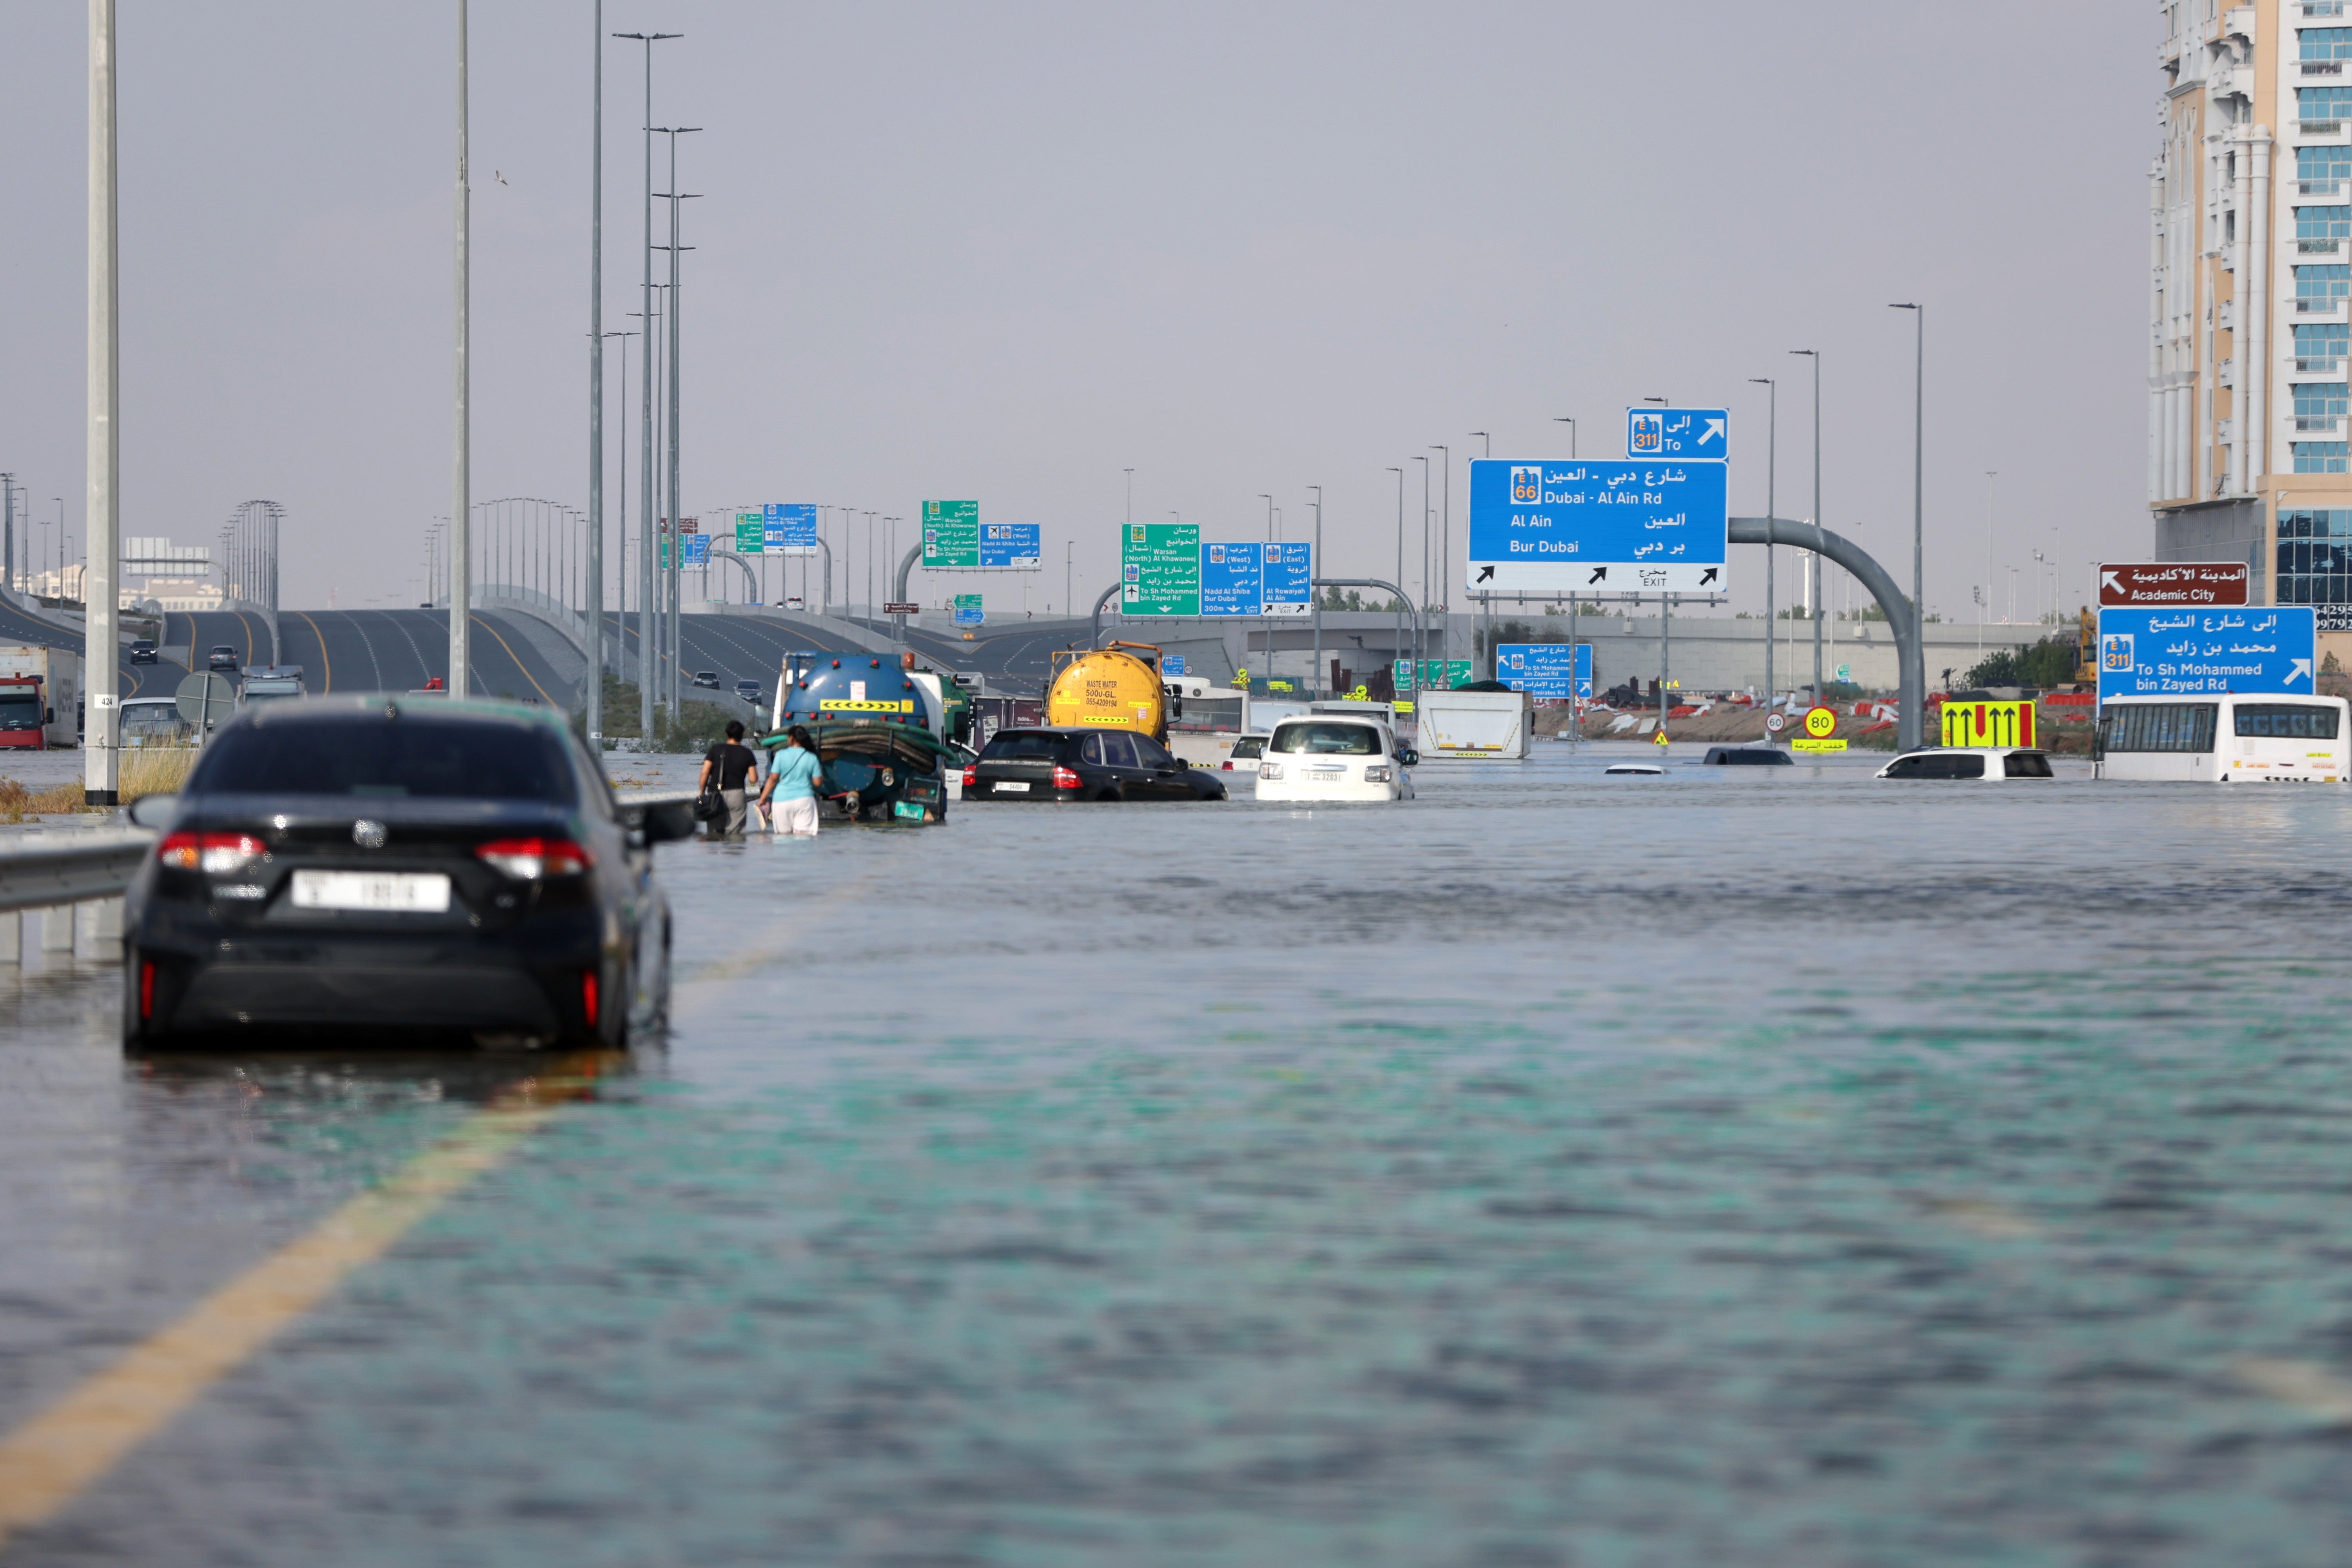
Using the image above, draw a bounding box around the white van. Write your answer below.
[2094,693,2349,782]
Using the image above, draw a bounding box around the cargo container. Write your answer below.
[0,645,82,749]
[1414,688,1530,759]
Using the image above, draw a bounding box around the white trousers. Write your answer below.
[773,795,820,837]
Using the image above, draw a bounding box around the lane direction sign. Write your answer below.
[2098,561,2249,606]
[979,523,1042,568]
[1123,522,1201,615]
[1494,642,1592,701]
[1626,407,1728,459]
[922,500,980,567]
[1123,533,1312,617]
[1467,458,1727,596]
[2096,606,2316,698]
[952,593,983,627]
[735,512,764,555]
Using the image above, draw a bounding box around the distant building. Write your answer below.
[2151,2,2352,618]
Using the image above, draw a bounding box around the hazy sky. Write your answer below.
[0,2,2150,621]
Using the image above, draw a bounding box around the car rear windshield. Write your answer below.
[981,731,1071,760]
[189,716,576,801]
[2004,751,2054,777]
[1270,721,1377,755]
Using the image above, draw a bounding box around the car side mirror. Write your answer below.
[638,800,697,845]
[126,793,178,828]
[1398,748,1419,765]
[45,707,54,725]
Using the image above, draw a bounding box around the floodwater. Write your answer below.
[7,745,2352,1566]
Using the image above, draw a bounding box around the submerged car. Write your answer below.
[1221,733,1269,772]
[1603,762,1665,776]
[1701,746,1792,766]
[1876,747,2054,781]
[121,697,690,1051]
[1254,715,1415,802]
[965,726,1227,802]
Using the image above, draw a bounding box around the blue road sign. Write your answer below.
[1495,642,1592,701]
[1199,541,1262,616]
[1466,458,1728,597]
[1626,407,1728,459]
[1200,540,1314,615]
[2096,606,2316,699]
[978,522,1042,568]
[952,592,984,627]
[1164,655,1187,676]
[684,533,710,567]
[1264,541,1312,615]
[765,503,818,555]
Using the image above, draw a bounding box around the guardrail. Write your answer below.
[0,789,702,965]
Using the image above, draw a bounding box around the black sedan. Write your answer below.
[964,726,1227,802]
[121,697,691,1052]
[129,639,158,664]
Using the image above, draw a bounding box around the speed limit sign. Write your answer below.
[1765,711,1785,733]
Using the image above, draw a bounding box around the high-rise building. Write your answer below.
[2152,1,2352,624]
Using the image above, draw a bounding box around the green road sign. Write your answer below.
[1393,659,1473,690]
[1121,523,1200,616]
[735,513,763,555]
[923,500,980,568]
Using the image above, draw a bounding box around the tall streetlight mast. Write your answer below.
[586,2,605,745]
[1791,350,1822,699]
[1888,307,1924,749]
[1749,378,1775,710]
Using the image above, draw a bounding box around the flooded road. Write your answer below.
[7,747,2352,1565]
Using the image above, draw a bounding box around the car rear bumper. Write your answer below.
[129,907,607,1040]
[967,783,1081,801]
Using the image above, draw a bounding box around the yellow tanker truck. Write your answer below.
[1047,641,1171,742]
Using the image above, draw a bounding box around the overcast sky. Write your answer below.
[0,1,2150,622]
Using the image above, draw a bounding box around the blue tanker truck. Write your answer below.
[759,651,954,824]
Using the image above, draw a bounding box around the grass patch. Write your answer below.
[0,744,196,822]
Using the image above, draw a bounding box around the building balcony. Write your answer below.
[2220,418,2237,445]
[2220,299,2236,330]
[2300,179,2347,197]
[2298,415,2346,432]
[2300,238,2345,254]
[2220,357,2237,387]
[2296,293,2352,318]
[2306,0,2347,17]
[2306,61,2348,77]
[2296,118,2348,139]
[2298,356,2348,373]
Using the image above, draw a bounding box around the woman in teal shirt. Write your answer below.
[759,725,825,838]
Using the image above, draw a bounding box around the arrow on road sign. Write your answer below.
[2291,657,2314,685]
[2100,570,2122,595]
[1476,564,1495,583]
[1699,567,1719,586]
[1702,417,1725,446]
[1588,566,1607,584]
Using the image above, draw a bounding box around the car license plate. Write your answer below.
[893,800,927,820]
[290,869,451,913]
[993,780,1030,793]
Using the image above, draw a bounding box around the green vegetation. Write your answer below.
[574,672,740,752]
[1963,634,2080,690]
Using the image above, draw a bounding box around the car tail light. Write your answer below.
[1364,765,1392,782]
[581,970,599,1027]
[1258,763,1283,779]
[961,766,976,788]
[140,960,156,1021]
[157,831,264,874]
[1052,764,1082,790]
[475,837,594,879]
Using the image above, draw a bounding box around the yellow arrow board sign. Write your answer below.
[1941,699,2035,749]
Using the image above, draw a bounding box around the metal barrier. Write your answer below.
[0,789,701,965]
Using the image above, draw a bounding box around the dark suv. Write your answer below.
[964,727,1227,802]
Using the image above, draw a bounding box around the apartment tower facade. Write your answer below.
[2153,0,2352,628]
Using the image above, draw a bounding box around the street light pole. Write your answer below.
[1889,305,1924,747]
[449,0,471,699]
[1308,485,1322,697]
[1749,378,1775,714]
[586,0,606,745]
[1430,446,1449,666]
[1791,349,1822,700]
[1468,432,1491,670]
[84,0,121,802]
[1387,467,1406,705]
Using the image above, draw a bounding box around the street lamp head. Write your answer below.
[1889,303,1919,311]
[1748,378,1771,387]
[1790,348,1816,358]
[1642,396,1666,405]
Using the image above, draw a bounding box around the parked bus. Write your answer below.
[2093,693,2349,782]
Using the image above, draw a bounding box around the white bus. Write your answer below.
[2094,693,2349,782]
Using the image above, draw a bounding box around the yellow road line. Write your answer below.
[469,613,558,708]
[292,610,333,693]
[0,1059,610,1548]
